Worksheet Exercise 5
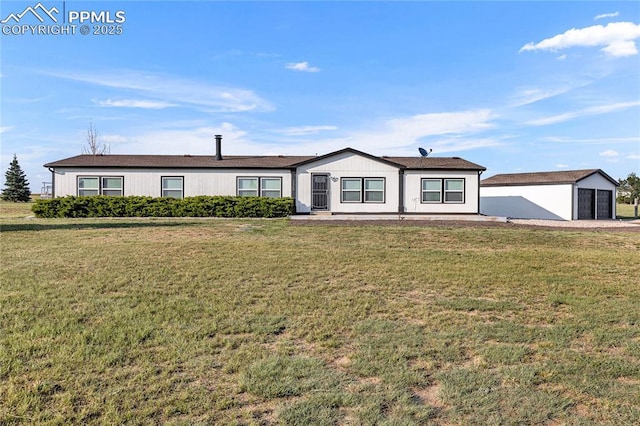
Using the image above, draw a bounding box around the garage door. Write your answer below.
[597,190,612,220]
[578,188,594,220]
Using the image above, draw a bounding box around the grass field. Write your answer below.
[1,201,639,424]
[617,203,638,220]
[0,200,35,219]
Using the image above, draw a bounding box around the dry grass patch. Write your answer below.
[413,383,445,408]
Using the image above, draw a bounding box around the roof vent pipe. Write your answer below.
[215,135,222,161]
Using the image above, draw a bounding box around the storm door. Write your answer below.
[312,174,329,211]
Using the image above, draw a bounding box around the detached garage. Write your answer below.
[480,169,619,221]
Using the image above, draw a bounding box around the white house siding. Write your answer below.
[295,152,400,213]
[403,170,480,214]
[574,173,617,219]
[52,168,293,198]
[480,184,573,220]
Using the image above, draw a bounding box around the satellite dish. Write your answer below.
[418,147,432,157]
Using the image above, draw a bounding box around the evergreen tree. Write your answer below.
[2,154,31,202]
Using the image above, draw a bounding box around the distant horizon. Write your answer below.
[1,1,638,190]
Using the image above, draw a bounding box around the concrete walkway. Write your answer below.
[290,214,508,222]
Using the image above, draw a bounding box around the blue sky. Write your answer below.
[1,1,639,191]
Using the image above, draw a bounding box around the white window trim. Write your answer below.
[162,176,184,199]
[341,177,386,204]
[421,178,465,204]
[364,178,385,203]
[78,176,123,196]
[101,177,123,196]
[237,177,259,197]
[237,177,282,198]
[341,178,363,203]
[421,179,442,203]
[260,178,282,198]
[444,179,465,204]
[78,177,99,197]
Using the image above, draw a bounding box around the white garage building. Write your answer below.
[480,169,619,221]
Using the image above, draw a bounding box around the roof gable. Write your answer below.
[481,169,619,187]
[291,147,404,169]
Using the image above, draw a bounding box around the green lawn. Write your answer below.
[1,210,639,424]
[617,203,639,220]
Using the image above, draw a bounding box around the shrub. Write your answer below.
[32,196,295,218]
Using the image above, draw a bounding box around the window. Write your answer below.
[78,177,99,196]
[444,179,464,203]
[421,178,465,203]
[102,177,123,196]
[341,178,385,203]
[261,178,282,198]
[78,176,122,196]
[238,178,259,196]
[341,178,362,202]
[364,178,385,202]
[422,179,441,203]
[237,177,282,197]
[162,177,183,198]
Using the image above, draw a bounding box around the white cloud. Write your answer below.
[315,109,501,155]
[595,12,619,20]
[543,136,640,145]
[526,101,640,126]
[95,99,176,109]
[600,149,620,157]
[509,79,596,107]
[556,54,567,60]
[627,154,640,160]
[226,110,499,157]
[88,109,499,160]
[601,40,638,57]
[510,86,572,107]
[556,163,569,168]
[100,134,130,145]
[0,126,13,133]
[520,21,640,57]
[44,69,273,112]
[277,125,337,136]
[285,61,321,72]
[112,123,250,155]
[384,110,496,137]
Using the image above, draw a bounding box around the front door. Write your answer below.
[312,174,329,211]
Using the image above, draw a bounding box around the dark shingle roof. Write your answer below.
[385,156,486,170]
[44,155,314,169]
[44,150,486,171]
[481,169,619,186]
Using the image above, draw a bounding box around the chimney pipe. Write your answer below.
[215,134,222,161]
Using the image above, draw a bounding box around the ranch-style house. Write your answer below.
[44,135,487,215]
